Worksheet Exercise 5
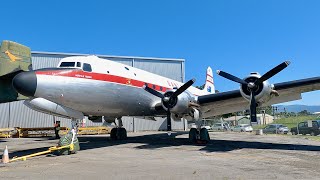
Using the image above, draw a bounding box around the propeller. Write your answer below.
[217,61,290,122]
[143,79,196,133]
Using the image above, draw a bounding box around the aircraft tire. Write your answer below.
[200,128,210,143]
[110,128,118,140]
[117,127,127,140]
[189,128,197,143]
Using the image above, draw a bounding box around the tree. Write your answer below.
[298,110,310,116]
[258,106,272,115]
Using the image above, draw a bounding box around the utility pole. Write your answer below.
[272,106,278,121]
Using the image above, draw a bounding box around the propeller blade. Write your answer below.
[171,78,196,98]
[256,61,291,84]
[216,70,248,85]
[250,91,257,122]
[167,109,172,132]
[143,85,164,98]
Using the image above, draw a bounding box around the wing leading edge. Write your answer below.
[198,76,320,118]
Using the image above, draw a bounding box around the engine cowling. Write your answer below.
[240,72,273,104]
[161,90,196,115]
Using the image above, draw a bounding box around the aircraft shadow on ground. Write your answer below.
[78,132,320,153]
[5,132,320,157]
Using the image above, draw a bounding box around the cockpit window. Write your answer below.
[83,63,92,72]
[76,62,81,67]
[60,62,75,67]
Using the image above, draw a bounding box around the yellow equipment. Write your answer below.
[9,144,74,162]
[0,128,15,138]
[13,127,69,138]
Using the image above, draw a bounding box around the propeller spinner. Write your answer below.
[217,61,290,122]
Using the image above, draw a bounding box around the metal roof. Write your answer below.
[31,51,185,62]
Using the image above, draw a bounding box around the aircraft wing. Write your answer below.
[198,76,320,118]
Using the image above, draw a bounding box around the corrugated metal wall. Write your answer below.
[0,52,186,131]
[134,59,183,81]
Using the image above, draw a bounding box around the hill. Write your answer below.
[276,105,320,113]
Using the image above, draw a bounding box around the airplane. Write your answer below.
[2,40,320,143]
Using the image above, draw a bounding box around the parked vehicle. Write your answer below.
[263,124,289,134]
[291,120,320,136]
[188,123,211,130]
[201,125,211,130]
[211,123,230,131]
[230,124,253,132]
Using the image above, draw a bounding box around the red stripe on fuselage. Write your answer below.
[36,69,169,92]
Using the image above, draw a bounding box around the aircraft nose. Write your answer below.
[12,71,37,97]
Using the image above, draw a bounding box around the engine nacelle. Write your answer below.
[24,98,84,119]
[240,72,273,104]
[161,90,196,115]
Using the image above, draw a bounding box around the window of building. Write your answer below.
[83,63,92,72]
[60,62,75,67]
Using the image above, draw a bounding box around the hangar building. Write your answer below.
[0,51,187,131]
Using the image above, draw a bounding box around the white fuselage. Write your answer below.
[34,56,209,118]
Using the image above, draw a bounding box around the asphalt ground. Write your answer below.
[1,131,320,180]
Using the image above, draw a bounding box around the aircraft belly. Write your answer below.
[35,75,160,117]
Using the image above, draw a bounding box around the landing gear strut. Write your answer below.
[110,118,127,140]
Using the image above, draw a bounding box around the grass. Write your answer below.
[250,115,320,142]
[253,115,319,130]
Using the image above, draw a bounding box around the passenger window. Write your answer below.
[153,85,156,89]
[77,62,81,67]
[125,67,129,70]
[83,63,92,72]
[60,62,75,67]
[160,87,163,91]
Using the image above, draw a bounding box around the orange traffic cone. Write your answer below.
[1,145,9,164]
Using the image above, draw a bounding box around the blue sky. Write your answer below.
[1,0,320,105]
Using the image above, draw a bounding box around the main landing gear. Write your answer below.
[189,127,210,144]
[110,118,127,140]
